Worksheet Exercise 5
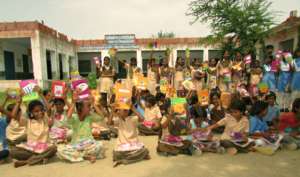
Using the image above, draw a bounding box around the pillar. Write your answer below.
[169,49,177,67]
[0,41,4,79]
[136,49,143,69]
[50,50,59,80]
[69,55,77,72]
[30,31,48,86]
[73,53,79,71]
[203,48,209,61]
[62,54,69,79]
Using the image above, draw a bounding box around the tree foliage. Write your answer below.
[187,0,276,58]
[154,30,175,38]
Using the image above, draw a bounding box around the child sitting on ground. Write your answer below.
[207,99,253,155]
[156,105,194,156]
[279,98,300,150]
[108,103,150,167]
[56,92,106,163]
[138,95,162,135]
[208,92,225,133]
[0,95,14,164]
[188,106,225,154]
[263,92,280,128]
[10,98,57,168]
[2,93,27,146]
[249,101,282,155]
[49,97,72,144]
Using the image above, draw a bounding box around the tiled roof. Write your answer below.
[271,16,300,33]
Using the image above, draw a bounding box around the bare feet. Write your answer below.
[144,154,151,160]
[14,161,28,168]
[113,161,121,168]
[42,158,48,164]
[84,156,96,164]
[227,147,238,155]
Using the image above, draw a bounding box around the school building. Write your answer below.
[0,11,299,89]
[0,22,222,89]
[256,10,300,59]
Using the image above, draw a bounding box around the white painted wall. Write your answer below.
[0,39,32,73]
[264,27,299,52]
[38,32,77,80]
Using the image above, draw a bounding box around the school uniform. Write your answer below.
[99,65,114,99]
[6,116,27,145]
[10,116,57,166]
[156,116,193,156]
[113,116,149,166]
[138,105,162,135]
[174,66,185,90]
[0,118,9,161]
[262,64,276,92]
[291,58,300,99]
[147,66,158,95]
[217,61,232,92]
[217,114,252,153]
[277,61,292,110]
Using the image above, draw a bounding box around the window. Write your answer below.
[280,39,294,53]
[78,60,91,74]
[208,50,222,60]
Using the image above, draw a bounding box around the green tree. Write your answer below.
[153,30,175,38]
[187,0,276,59]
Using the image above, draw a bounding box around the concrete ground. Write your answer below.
[1,136,300,177]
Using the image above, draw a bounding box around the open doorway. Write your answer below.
[59,54,63,80]
[2,38,32,80]
[46,51,52,80]
[4,51,15,80]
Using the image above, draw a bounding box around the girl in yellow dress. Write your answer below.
[217,52,232,92]
[207,58,218,90]
[232,52,244,91]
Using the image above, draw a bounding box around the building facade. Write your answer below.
[256,11,300,60]
[0,22,222,89]
[0,11,299,90]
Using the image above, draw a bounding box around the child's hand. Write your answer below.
[242,134,248,142]
[89,96,95,105]
[34,86,42,94]
[110,103,119,112]
[48,118,54,127]
[205,126,212,132]
[20,89,25,97]
[4,89,9,96]
[16,95,22,104]
[130,104,137,112]
[168,107,174,115]
[72,90,79,102]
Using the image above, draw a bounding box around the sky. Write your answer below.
[0,0,299,39]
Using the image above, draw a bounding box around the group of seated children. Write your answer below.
[0,83,300,168]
